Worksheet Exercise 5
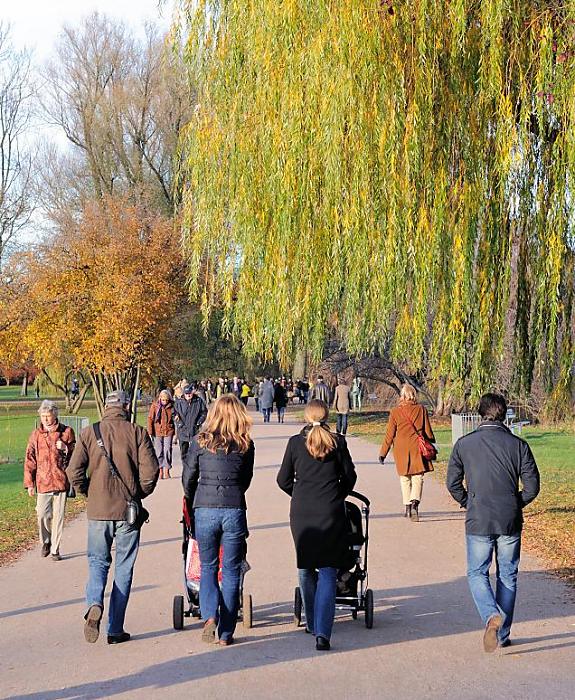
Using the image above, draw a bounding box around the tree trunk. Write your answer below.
[130,364,141,424]
[70,384,90,415]
[20,372,29,397]
[293,347,308,379]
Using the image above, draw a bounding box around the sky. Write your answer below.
[2,0,172,59]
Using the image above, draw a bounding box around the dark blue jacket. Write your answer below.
[446,421,540,535]
[174,396,208,442]
[182,436,254,509]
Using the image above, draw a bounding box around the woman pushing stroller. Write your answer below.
[277,399,357,650]
[182,394,254,646]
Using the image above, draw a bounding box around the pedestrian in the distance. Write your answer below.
[274,378,288,423]
[23,400,75,561]
[378,384,435,521]
[277,399,357,651]
[66,390,159,645]
[332,377,352,435]
[174,383,208,461]
[446,392,540,653]
[309,375,331,404]
[182,394,254,646]
[240,380,251,406]
[147,389,175,478]
[258,377,274,423]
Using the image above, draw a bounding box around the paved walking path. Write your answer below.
[1,410,574,700]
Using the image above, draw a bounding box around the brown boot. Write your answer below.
[404,504,412,518]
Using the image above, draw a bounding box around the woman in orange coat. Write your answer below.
[378,384,435,521]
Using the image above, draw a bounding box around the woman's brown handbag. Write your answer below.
[399,407,437,461]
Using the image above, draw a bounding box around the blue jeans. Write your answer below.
[277,407,286,422]
[261,407,271,422]
[466,534,521,643]
[194,508,248,641]
[336,413,348,435]
[86,519,140,635]
[298,567,337,640]
[154,435,173,470]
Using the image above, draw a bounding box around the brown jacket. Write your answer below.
[66,406,159,520]
[379,402,436,476]
[147,401,175,437]
[332,384,352,415]
[24,423,75,493]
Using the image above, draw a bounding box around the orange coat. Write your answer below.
[24,423,76,493]
[147,401,175,437]
[379,402,435,476]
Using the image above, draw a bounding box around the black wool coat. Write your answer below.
[277,430,357,569]
[446,421,540,535]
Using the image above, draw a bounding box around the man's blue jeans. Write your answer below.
[298,567,337,640]
[194,508,248,641]
[336,413,348,435]
[86,520,140,636]
[466,534,521,644]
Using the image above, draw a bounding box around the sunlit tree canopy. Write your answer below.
[178,0,575,403]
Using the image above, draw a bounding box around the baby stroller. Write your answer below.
[172,498,253,630]
[293,490,374,629]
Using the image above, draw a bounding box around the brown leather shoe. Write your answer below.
[483,614,503,653]
[202,618,216,643]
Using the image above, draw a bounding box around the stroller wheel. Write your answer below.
[294,586,302,628]
[365,589,374,629]
[242,592,253,628]
[173,595,185,630]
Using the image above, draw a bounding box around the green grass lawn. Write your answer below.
[0,405,149,564]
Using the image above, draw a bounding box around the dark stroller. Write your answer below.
[293,490,373,629]
[172,498,253,630]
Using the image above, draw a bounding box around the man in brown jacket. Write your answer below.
[332,378,352,435]
[24,400,75,561]
[67,390,159,645]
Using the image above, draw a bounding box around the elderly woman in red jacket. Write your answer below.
[24,400,75,560]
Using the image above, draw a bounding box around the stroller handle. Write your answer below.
[348,490,370,507]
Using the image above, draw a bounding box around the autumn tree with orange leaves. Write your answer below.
[0,197,185,419]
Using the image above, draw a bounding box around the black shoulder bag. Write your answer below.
[93,422,149,529]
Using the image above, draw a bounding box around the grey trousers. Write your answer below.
[36,491,67,554]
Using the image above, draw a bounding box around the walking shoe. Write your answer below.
[410,500,420,522]
[84,605,103,643]
[107,632,131,644]
[404,504,412,518]
[483,614,503,653]
[316,636,331,651]
[216,637,234,646]
[41,543,50,557]
[51,553,62,561]
[499,638,512,648]
[202,618,217,643]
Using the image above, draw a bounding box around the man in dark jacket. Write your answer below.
[66,391,159,645]
[447,393,540,653]
[174,383,208,460]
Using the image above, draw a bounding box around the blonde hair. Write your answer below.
[303,400,337,460]
[197,394,253,454]
[399,384,417,404]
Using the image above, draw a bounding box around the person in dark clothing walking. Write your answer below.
[274,379,288,423]
[182,394,254,646]
[174,384,208,461]
[446,393,540,653]
[277,399,357,651]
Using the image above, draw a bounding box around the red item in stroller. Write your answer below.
[173,498,253,630]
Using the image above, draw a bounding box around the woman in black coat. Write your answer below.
[274,379,288,423]
[277,399,357,651]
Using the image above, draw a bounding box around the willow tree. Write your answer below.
[177,0,575,408]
